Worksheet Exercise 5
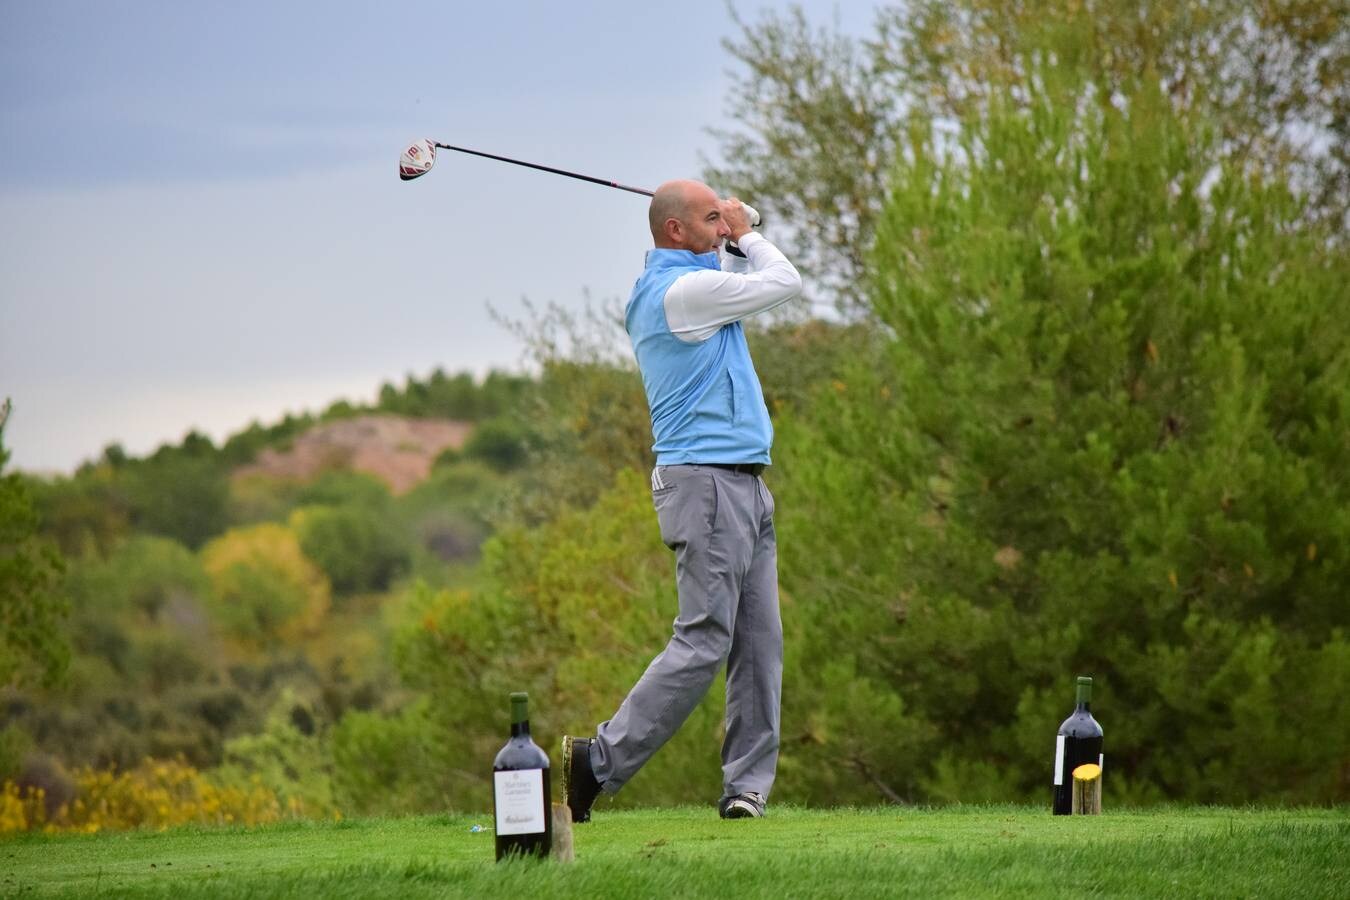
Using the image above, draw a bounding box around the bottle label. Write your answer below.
[1053,734,1065,786]
[494,769,546,835]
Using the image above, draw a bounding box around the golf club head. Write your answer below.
[399,139,437,181]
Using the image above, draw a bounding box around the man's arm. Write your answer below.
[664,231,803,343]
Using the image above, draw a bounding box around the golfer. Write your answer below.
[564,180,802,821]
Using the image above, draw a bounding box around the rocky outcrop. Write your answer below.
[234,415,471,494]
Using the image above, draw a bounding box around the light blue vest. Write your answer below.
[625,248,773,465]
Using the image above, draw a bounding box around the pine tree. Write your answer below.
[774,63,1349,804]
[0,400,69,688]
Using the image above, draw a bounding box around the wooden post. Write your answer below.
[1072,763,1102,815]
[551,802,575,862]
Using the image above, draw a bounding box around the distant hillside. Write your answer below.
[232,414,472,494]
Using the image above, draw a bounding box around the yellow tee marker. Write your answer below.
[1072,763,1102,815]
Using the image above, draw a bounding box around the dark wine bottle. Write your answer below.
[493,692,552,860]
[1052,675,1103,815]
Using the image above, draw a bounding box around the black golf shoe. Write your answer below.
[561,736,603,824]
[718,792,766,819]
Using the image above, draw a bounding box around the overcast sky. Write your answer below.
[1,1,871,473]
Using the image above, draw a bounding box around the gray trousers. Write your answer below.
[590,464,782,801]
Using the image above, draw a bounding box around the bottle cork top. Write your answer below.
[509,692,530,726]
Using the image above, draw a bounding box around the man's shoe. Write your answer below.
[561,736,603,824]
[718,792,766,819]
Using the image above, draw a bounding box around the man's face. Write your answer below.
[677,185,731,253]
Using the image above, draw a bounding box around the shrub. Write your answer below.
[290,506,409,597]
[124,449,229,549]
[461,417,529,472]
[331,699,455,816]
[200,524,330,650]
[215,688,336,818]
[71,535,209,622]
[0,756,308,834]
[344,471,725,814]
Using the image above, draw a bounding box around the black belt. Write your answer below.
[703,463,766,476]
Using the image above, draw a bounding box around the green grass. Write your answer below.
[4,806,1346,898]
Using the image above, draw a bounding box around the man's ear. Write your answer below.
[664,218,683,245]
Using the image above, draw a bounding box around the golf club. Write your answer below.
[399,138,760,225]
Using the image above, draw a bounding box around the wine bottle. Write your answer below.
[1052,675,1103,815]
[493,692,552,860]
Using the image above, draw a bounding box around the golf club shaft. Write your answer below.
[432,143,654,197]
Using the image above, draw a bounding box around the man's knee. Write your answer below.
[672,625,732,676]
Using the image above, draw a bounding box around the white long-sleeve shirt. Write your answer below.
[662,231,803,343]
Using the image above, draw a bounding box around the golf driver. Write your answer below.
[398,139,760,225]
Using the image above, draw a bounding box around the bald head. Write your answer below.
[649,180,722,248]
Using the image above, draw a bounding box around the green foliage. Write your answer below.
[290,505,410,597]
[713,1,1347,310]
[0,400,69,688]
[341,471,726,812]
[331,699,459,816]
[200,524,331,650]
[76,535,211,622]
[219,413,318,467]
[375,368,533,420]
[514,357,650,521]
[26,464,131,557]
[0,530,247,770]
[123,436,230,549]
[225,473,297,526]
[10,380,512,791]
[396,461,502,571]
[710,5,904,309]
[295,471,393,511]
[460,416,529,472]
[888,0,1348,227]
[492,302,652,523]
[0,725,33,782]
[768,57,1349,804]
[216,687,336,816]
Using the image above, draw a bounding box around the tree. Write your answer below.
[461,417,529,472]
[770,55,1348,803]
[0,400,69,688]
[200,523,331,650]
[885,0,1348,227]
[709,6,902,311]
[26,464,131,558]
[125,438,230,549]
[290,505,409,597]
[711,1,1348,310]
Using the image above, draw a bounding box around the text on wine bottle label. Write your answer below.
[494,769,546,835]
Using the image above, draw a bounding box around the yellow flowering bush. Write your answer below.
[200,523,331,649]
[0,757,321,835]
[0,781,47,833]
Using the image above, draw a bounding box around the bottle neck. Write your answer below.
[1075,678,1093,710]
[509,692,530,736]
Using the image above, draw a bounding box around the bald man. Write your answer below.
[563,180,802,821]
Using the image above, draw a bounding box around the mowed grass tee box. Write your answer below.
[6,805,1346,899]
